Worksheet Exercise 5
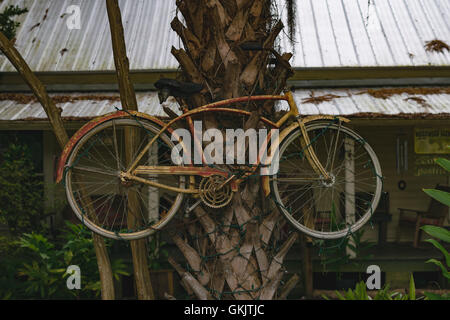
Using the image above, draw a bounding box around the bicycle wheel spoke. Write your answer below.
[72,165,117,176]
[65,117,185,240]
[272,121,382,239]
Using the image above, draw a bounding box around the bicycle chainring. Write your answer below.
[199,175,233,209]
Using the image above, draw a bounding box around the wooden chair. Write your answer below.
[396,184,450,248]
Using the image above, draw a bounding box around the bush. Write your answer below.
[0,142,45,235]
[420,158,450,300]
[323,274,421,300]
[0,5,28,40]
[1,222,129,299]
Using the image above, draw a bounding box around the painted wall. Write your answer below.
[353,121,449,243]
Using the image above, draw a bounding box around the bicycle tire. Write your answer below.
[271,121,382,239]
[64,117,185,240]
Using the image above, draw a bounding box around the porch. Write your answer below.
[284,239,450,298]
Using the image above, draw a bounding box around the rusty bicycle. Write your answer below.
[56,78,382,241]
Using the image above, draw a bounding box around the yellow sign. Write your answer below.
[414,128,450,154]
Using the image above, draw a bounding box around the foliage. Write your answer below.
[323,274,421,300]
[147,234,169,270]
[315,224,375,273]
[423,189,450,207]
[423,291,450,300]
[1,222,130,299]
[0,235,28,299]
[420,157,450,300]
[420,226,450,285]
[0,142,46,235]
[0,5,28,40]
[16,233,68,298]
[422,158,450,208]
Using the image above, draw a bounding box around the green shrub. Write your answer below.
[0,143,46,235]
[420,158,450,300]
[323,274,420,300]
[0,5,28,40]
[1,223,130,299]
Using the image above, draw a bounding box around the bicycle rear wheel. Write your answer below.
[272,121,382,239]
[64,117,185,240]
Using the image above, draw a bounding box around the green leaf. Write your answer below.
[425,259,450,280]
[335,290,346,300]
[49,268,65,274]
[421,225,450,243]
[424,239,450,267]
[64,250,73,265]
[409,274,416,300]
[435,158,450,172]
[423,189,450,207]
[346,289,356,300]
[424,292,450,300]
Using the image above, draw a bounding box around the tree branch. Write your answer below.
[172,234,211,285]
[168,256,213,300]
[278,273,300,300]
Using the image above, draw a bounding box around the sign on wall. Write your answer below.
[414,128,450,176]
[414,128,450,154]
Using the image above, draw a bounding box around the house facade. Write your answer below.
[1,0,449,291]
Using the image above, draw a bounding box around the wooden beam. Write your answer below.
[0,32,68,147]
[2,67,449,89]
[106,0,137,111]
[106,0,154,300]
[291,66,450,80]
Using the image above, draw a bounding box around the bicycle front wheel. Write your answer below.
[64,117,185,240]
[272,121,382,239]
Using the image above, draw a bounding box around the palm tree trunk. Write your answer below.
[168,0,298,300]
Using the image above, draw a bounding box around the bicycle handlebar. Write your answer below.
[239,42,292,70]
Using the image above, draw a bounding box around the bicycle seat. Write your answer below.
[155,78,203,98]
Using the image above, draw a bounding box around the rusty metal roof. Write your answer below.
[0,88,448,122]
[0,0,449,72]
[0,0,180,72]
[291,87,450,117]
[0,92,180,120]
[278,0,450,67]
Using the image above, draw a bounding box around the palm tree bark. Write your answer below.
[169,0,298,300]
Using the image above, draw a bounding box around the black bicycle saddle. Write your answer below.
[155,78,203,98]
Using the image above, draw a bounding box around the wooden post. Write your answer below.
[300,235,313,298]
[0,31,116,300]
[106,0,137,111]
[148,143,159,222]
[345,137,356,259]
[106,0,154,300]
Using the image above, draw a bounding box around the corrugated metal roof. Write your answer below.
[291,87,450,116]
[0,92,180,120]
[0,88,448,121]
[278,0,450,67]
[0,0,180,72]
[0,0,449,72]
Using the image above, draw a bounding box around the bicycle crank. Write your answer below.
[199,175,233,209]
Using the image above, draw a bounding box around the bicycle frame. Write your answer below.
[119,91,349,196]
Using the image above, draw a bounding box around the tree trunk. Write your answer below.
[168,0,298,300]
[106,0,155,300]
[0,30,116,300]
